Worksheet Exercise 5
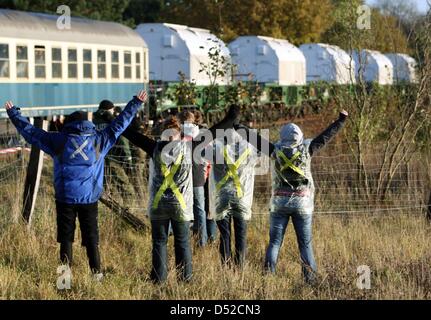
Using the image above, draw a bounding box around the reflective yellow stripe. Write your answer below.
[277,150,305,177]
[216,147,251,198]
[152,153,186,210]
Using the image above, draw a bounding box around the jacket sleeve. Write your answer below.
[99,96,143,154]
[195,105,240,148]
[233,124,275,157]
[309,113,347,156]
[7,106,58,156]
[122,128,156,155]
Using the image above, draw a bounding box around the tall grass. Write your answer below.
[0,160,430,299]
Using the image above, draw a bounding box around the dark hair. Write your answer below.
[98,100,114,111]
[193,109,203,125]
[177,110,195,123]
[64,111,88,125]
[162,115,181,132]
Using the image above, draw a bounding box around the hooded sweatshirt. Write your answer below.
[235,112,347,213]
[7,96,143,204]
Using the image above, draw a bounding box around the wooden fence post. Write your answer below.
[22,117,48,224]
[427,190,431,222]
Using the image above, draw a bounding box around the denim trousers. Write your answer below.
[150,218,192,283]
[206,218,217,242]
[192,186,208,246]
[216,213,247,268]
[264,210,317,283]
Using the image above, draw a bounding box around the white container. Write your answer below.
[228,36,306,85]
[299,43,355,84]
[136,23,230,85]
[352,49,394,85]
[385,53,417,83]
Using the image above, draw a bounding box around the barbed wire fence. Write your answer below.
[0,129,430,228]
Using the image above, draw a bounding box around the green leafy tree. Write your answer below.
[174,71,198,107]
[161,0,334,44]
[0,0,132,24]
[123,0,166,26]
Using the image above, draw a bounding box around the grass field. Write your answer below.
[0,155,430,300]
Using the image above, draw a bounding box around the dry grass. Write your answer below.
[0,119,430,299]
[1,182,430,299]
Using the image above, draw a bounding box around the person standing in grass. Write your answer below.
[109,105,239,283]
[4,90,147,281]
[237,110,348,283]
[207,126,261,268]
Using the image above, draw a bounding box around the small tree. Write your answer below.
[174,71,198,109]
[199,39,231,111]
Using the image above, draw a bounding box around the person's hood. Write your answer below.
[280,123,303,147]
[63,120,96,135]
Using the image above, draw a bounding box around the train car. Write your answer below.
[136,23,229,85]
[352,49,394,85]
[299,43,355,84]
[135,23,229,112]
[0,9,149,119]
[228,36,306,105]
[385,53,418,83]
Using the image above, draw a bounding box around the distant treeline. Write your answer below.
[0,0,427,54]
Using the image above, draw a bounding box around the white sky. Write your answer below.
[366,0,430,14]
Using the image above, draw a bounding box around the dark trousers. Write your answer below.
[150,219,192,283]
[56,201,101,273]
[216,214,248,267]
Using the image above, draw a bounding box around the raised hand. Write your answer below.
[340,109,348,117]
[136,90,148,103]
[4,101,13,110]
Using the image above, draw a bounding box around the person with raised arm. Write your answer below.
[4,90,147,281]
[236,110,348,283]
[109,105,240,283]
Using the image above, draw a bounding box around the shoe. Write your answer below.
[93,272,104,282]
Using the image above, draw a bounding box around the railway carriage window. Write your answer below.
[68,49,77,78]
[124,51,132,79]
[35,46,46,78]
[111,51,119,79]
[97,50,106,79]
[16,45,28,78]
[135,52,141,80]
[0,44,9,78]
[83,49,92,79]
[52,48,62,78]
[143,51,147,77]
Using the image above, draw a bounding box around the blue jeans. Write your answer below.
[193,187,208,246]
[217,214,247,267]
[150,219,192,283]
[264,210,317,283]
[207,219,218,242]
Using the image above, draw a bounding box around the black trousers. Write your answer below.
[56,201,99,246]
[56,201,101,273]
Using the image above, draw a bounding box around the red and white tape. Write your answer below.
[0,147,30,155]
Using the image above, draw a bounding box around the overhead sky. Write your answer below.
[366,0,430,14]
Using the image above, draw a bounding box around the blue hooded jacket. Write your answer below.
[7,96,143,204]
